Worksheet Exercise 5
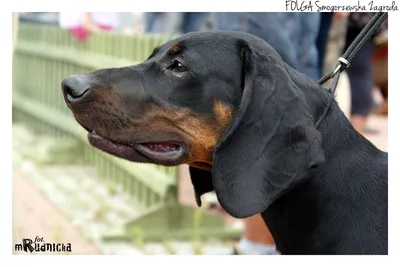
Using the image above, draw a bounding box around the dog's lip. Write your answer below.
[86,130,185,163]
[133,142,185,161]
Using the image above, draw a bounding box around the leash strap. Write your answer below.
[315,12,388,128]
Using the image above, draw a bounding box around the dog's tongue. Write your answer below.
[141,142,180,153]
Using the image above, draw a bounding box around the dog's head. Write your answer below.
[62,31,325,218]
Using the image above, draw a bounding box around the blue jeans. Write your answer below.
[182,12,210,33]
[144,12,182,34]
[316,12,334,77]
[344,27,374,117]
[213,12,321,80]
[144,12,155,32]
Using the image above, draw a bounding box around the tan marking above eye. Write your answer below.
[168,44,181,55]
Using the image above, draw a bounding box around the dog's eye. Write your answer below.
[168,60,188,73]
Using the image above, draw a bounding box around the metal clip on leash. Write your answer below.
[331,57,351,78]
[315,12,388,128]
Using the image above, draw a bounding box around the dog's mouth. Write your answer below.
[82,125,186,164]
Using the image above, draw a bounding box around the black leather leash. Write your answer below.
[315,12,388,128]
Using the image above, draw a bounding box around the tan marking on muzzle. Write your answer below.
[141,101,233,165]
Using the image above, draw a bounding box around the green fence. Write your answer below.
[12,22,236,242]
[13,22,178,210]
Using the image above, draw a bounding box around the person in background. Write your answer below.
[372,34,388,116]
[212,12,321,255]
[316,12,352,118]
[129,12,145,34]
[181,13,211,33]
[316,12,349,77]
[58,12,120,42]
[316,13,334,77]
[144,13,182,34]
[144,12,210,35]
[343,12,388,134]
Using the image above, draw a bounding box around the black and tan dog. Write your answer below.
[61,31,388,255]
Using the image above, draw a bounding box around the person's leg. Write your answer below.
[148,12,182,34]
[372,81,388,116]
[372,43,388,116]
[162,12,183,34]
[294,12,321,80]
[344,27,375,133]
[144,12,155,33]
[316,13,334,77]
[236,214,278,255]
[182,12,210,34]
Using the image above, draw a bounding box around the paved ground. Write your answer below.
[13,170,100,255]
[12,124,234,255]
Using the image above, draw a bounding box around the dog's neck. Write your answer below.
[286,66,334,125]
[260,99,385,254]
[257,66,386,254]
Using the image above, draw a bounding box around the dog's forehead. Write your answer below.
[159,32,243,54]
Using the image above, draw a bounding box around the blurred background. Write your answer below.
[12,12,388,255]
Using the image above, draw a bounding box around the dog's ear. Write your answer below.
[189,166,214,207]
[211,41,325,218]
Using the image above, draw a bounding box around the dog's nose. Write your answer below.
[62,75,92,103]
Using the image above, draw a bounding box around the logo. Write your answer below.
[14,236,72,253]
